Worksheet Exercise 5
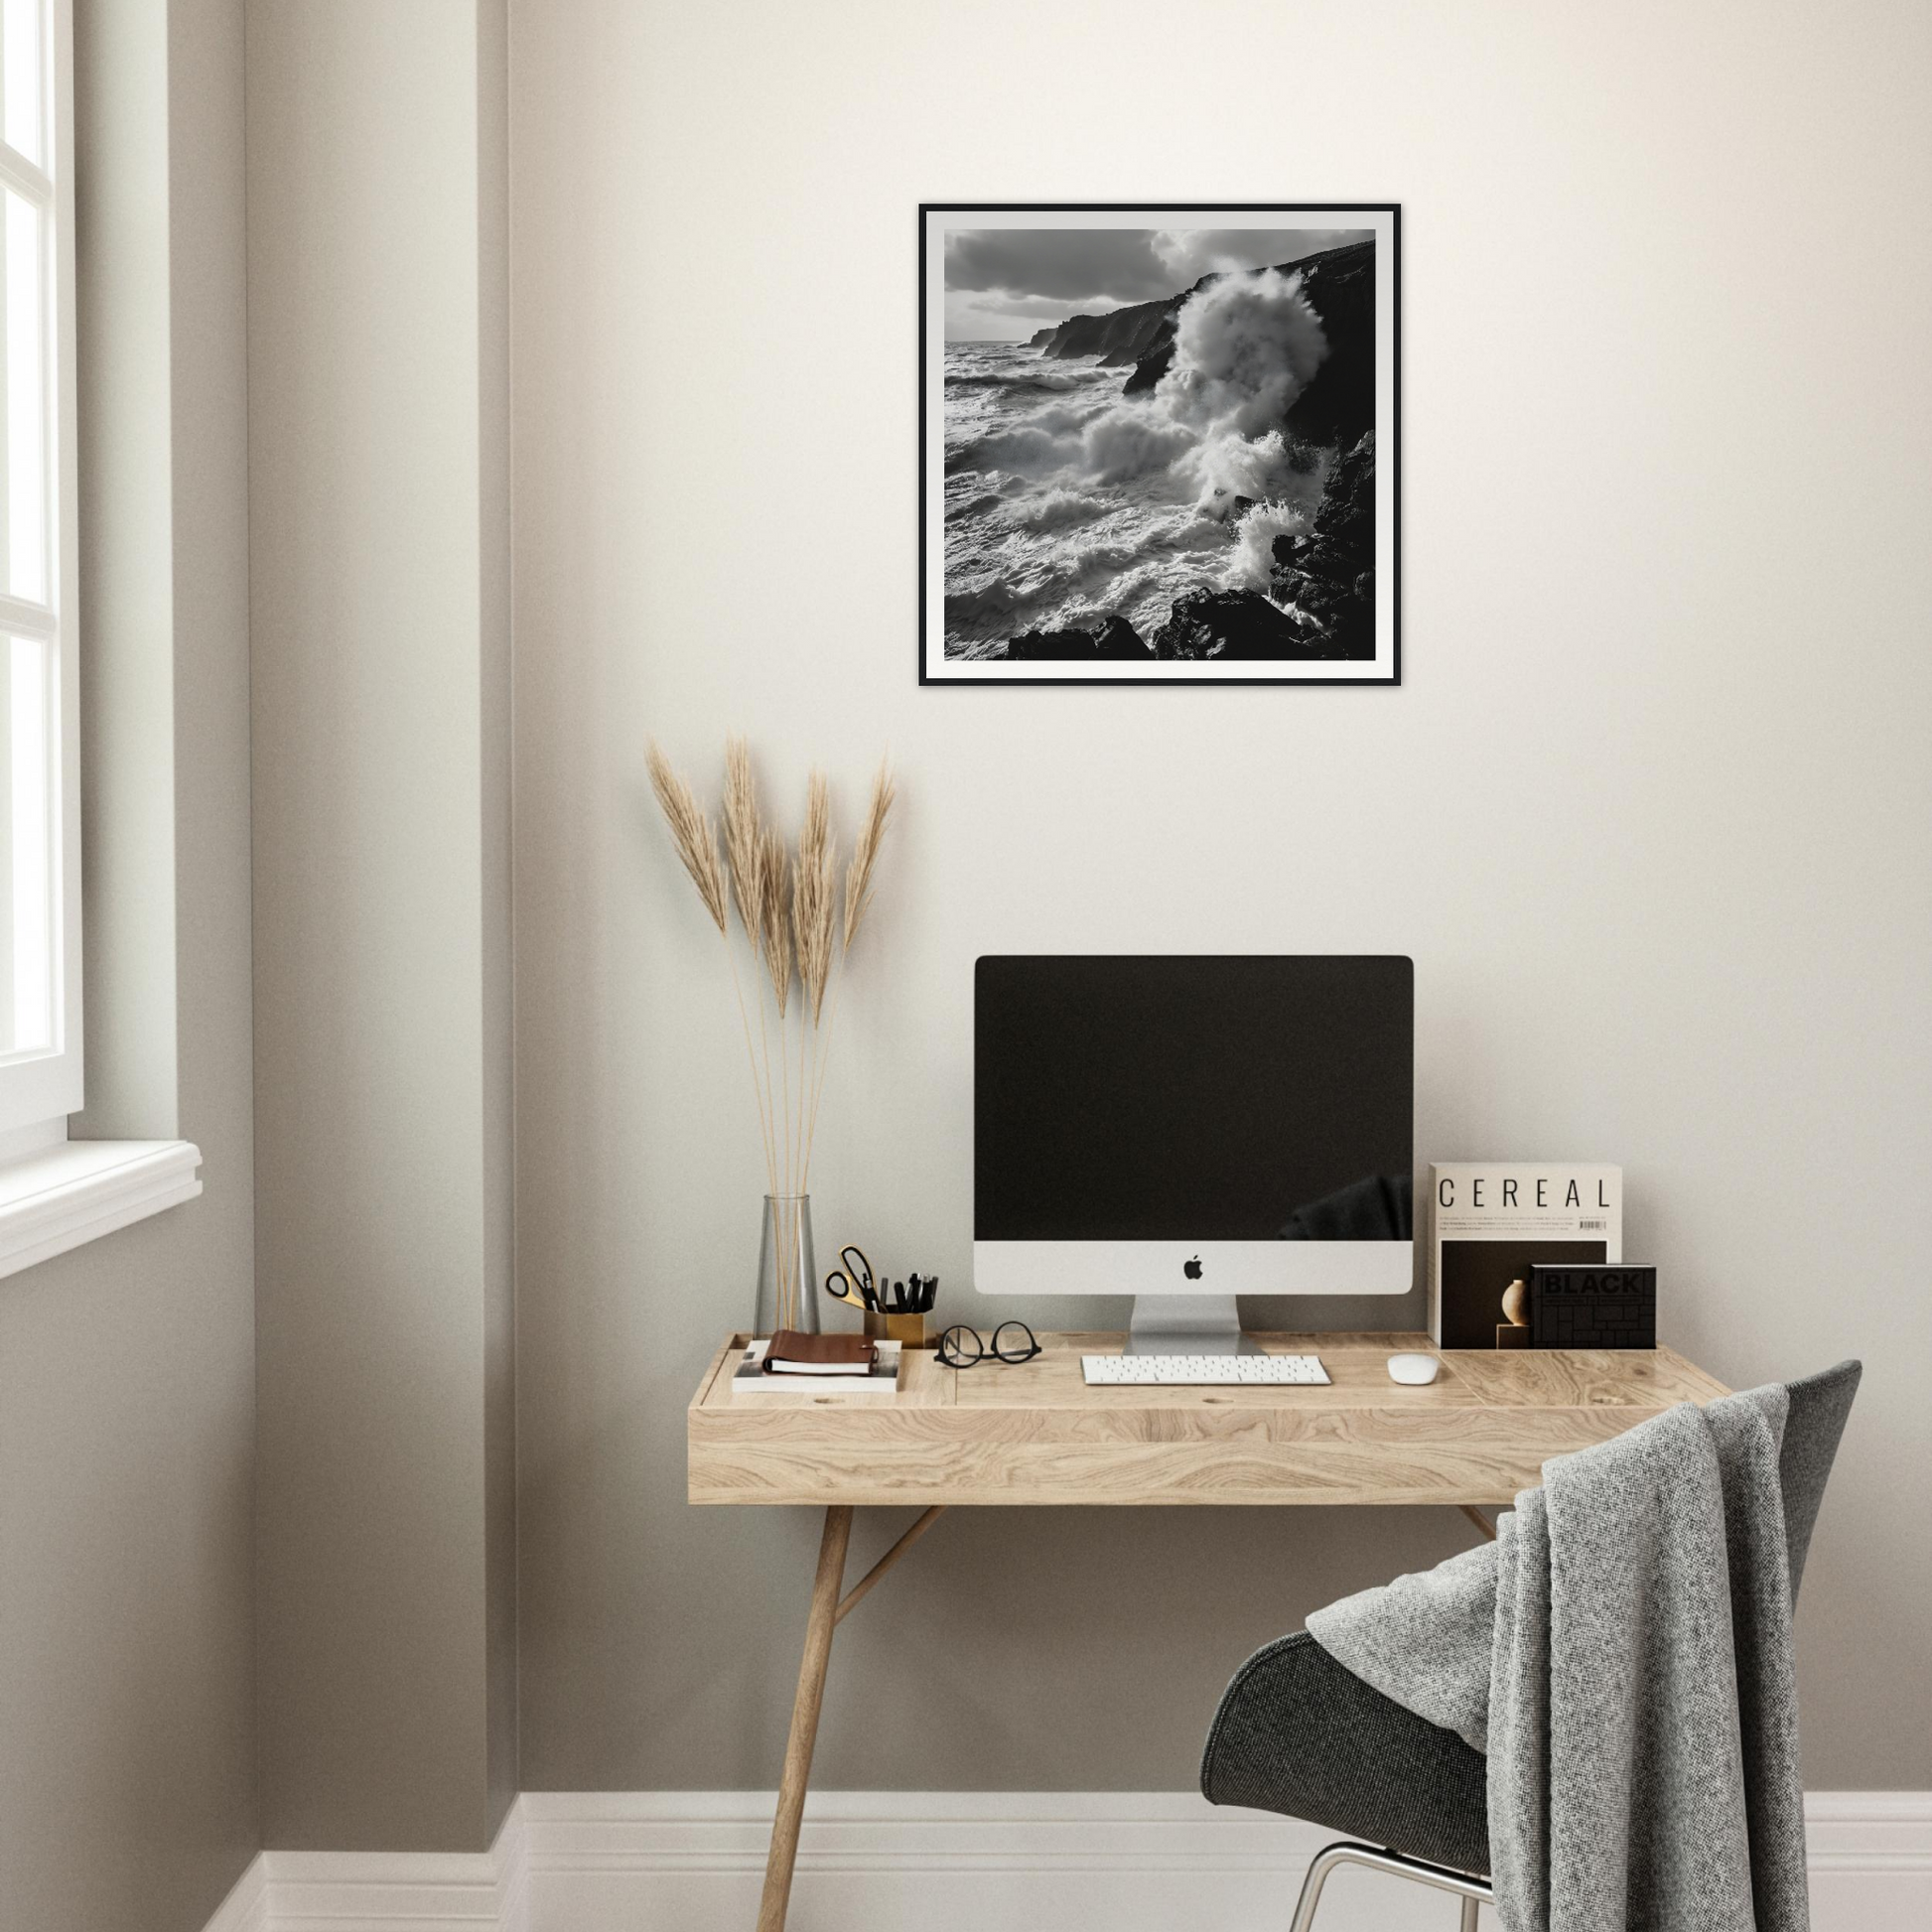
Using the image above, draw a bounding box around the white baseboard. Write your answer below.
[201,1808,527,1932]
[202,1852,268,1932]
[201,1789,1932,1932]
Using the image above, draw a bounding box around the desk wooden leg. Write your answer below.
[837,1505,944,1625]
[757,1504,853,1932]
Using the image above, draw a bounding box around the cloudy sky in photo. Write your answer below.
[943,227,1371,340]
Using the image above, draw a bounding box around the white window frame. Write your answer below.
[0,0,78,1141]
[0,0,200,1278]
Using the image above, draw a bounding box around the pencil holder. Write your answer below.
[866,1310,927,1348]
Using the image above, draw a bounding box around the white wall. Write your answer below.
[510,0,1932,1793]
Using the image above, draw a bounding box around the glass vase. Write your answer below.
[754,1193,818,1338]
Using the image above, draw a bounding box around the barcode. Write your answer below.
[1579,1218,1607,1230]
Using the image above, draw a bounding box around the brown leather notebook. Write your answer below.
[763,1329,878,1375]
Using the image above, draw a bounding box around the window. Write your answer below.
[0,0,75,1143]
[0,0,200,1272]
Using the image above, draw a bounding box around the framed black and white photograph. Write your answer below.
[920,205,1399,685]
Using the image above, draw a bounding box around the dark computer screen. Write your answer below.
[974,956,1414,1242]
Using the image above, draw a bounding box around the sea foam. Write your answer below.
[942,268,1331,648]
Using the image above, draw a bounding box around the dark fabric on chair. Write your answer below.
[1200,1630,1491,1875]
[1778,1359,1860,1603]
[1200,1360,1862,1883]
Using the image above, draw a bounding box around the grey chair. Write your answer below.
[1200,1361,1862,1930]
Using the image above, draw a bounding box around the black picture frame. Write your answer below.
[919,203,1401,687]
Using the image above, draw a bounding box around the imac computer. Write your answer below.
[973,955,1414,1354]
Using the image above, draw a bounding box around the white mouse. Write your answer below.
[1387,1352,1442,1386]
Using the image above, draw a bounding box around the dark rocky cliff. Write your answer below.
[1269,432,1375,656]
[1037,288,1197,366]
[1144,434,1377,662]
[1114,239,1375,448]
[1150,590,1321,660]
[1006,615,1151,662]
[1001,239,1379,665]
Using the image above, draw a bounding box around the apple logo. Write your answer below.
[1183,1255,1203,1280]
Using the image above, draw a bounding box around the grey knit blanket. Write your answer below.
[1308,1387,1808,1932]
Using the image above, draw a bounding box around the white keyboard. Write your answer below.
[1081,1352,1329,1386]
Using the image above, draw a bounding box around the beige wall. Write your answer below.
[0,1,259,1928]
[249,0,515,1853]
[477,0,519,1838]
[510,0,1932,1794]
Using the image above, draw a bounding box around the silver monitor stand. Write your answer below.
[1124,1294,1259,1356]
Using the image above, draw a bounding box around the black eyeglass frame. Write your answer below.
[936,1320,1041,1368]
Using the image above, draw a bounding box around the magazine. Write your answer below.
[1428,1164,1621,1349]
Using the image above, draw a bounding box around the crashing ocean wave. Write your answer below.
[941,267,1334,650]
[944,369,1085,393]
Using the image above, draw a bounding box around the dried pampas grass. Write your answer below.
[844,759,896,949]
[793,773,836,1025]
[645,737,896,1241]
[722,736,763,940]
[645,742,727,935]
[759,826,792,1018]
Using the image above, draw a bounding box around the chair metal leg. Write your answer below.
[1288,1841,1493,1932]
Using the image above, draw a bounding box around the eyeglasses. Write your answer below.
[937,1320,1040,1368]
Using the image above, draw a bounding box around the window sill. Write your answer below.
[0,1139,203,1282]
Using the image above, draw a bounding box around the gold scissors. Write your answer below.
[824,1244,878,1312]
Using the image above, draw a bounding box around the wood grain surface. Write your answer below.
[688,1331,1730,1508]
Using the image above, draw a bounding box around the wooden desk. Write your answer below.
[688,1330,1728,1931]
